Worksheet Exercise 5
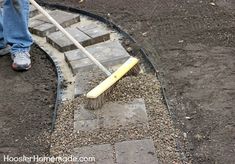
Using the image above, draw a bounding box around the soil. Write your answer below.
[38,0,235,164]
[0,44,56,162]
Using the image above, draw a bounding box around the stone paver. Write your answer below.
[73,144,114,164]
[29,5,39,18]
[115,139,158,164]
[47,27,91,52]
[65,40,130,74]
[29,10,80,36]
[74,99,148,132]
[81,25,110,44]
[73,139,158,164]
[46,22,110,52]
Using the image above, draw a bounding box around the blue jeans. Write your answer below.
[0,0,33,54]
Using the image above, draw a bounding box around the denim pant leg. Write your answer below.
[0,8,5,48]
[3,0,33,54]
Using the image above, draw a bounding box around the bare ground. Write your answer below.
[0,44,56,162]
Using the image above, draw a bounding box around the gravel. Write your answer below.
[50,73,182,163]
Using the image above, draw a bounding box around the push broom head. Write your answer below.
[85,57,140,110]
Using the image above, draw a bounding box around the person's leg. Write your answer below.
[3,0,33,70]
[0,8,4,48]
[0,7,10,56]
[3,0,33,53]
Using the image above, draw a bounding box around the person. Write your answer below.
[0,0,33,71]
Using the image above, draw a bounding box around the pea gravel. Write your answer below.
[50,73,183,164]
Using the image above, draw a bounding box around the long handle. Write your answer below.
[29,0,111,76]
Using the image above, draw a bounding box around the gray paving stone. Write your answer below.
[100,99,148,129]
[33,23,54,34]
[38,10,79,24]
[76,23,97,31]
[29,10,80,36]
[29,5,39,18]
[65,40,129,74]
[115,139,158,164]
[83,26,110,45]
[46,23,110,52]
[29,19,43,27]
[47,27,91,52]
[73,144,114,164]
[74,99,148,132]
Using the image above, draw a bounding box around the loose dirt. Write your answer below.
[0,44,56,162]
[38,0,235,163]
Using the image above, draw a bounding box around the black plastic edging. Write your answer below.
[33,43,63,132]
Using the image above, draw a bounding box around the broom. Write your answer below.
[30,0,140,109]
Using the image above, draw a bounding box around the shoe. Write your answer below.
[11,52,31,71]
[0,45,10,56]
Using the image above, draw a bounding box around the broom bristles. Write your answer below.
[85,64,140,110]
